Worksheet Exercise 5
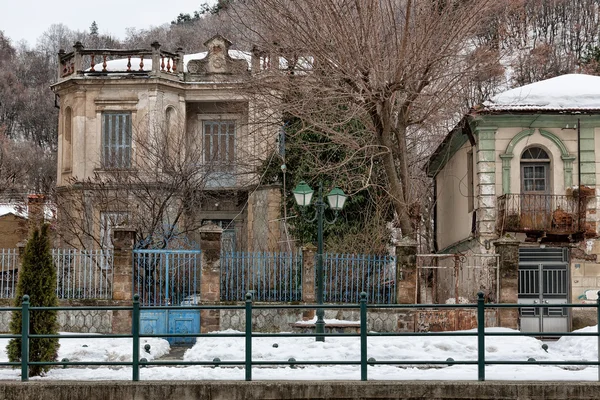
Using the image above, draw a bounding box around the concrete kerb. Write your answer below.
[1,381,600,400]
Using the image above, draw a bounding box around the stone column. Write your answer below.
[493,237,520,329]
[57,49,65,80]
[199,224,222,333]
[73,42,84,76]
[396,238,418,304]
[301,245,316,320]
[176,47,184,77]
[150,41,161,76]
[111,228,135,334]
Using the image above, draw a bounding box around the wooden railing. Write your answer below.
[497,193,589,235]
[57,41,184,80]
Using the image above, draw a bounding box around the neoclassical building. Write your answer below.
[426,74,600,332]
[51,35,282,252]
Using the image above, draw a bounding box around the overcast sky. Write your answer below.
[1,0,215,47]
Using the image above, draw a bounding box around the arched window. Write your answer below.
[521,147,550,160]
[164,107,177,168]
[521,146,550,193]
[63,107,72,171]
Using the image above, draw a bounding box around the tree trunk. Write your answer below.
[374,100,414,239]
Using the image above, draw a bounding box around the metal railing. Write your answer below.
[133,249,201,306]
[0,249,18,299]
[0,249,113,300]
[498,193,586,234]
[322,253,396,304]
[5,292,600,382]
[220,251,302,302]
[53,249,113,299]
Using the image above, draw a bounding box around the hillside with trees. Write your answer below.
[1,0,600,251]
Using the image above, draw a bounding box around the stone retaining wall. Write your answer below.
[0,300,125,334]
[1,381,599,400]
[218,306,489,333]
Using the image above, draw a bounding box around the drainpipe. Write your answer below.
[433,178,438,252]
[577,118,581,231]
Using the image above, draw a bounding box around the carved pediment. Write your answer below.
[187,35,248,76]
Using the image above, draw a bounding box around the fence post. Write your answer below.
[493,238,520,329]
[21,294,30,382]
[199,224,222,333]
[360,292,368,381]
[477,291,485,381]
[111,228,135,334]
[27,194,46,232]
[132,294,140,382]
[396,238,417,304]
[301,245,317,320]
[597,291,600,382]
[245,293,253,381]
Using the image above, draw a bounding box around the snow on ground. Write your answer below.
[183,327,590,365]
[0,333,170,363]
[0,326,597,381]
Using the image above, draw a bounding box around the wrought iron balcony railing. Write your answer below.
[497,193,588,235]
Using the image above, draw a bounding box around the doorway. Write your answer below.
[518,247,569,333]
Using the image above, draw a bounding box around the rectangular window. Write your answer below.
[203,120,235,169]
[102,112,132,168]
[467,150,474,212]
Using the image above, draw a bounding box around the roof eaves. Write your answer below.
[425,115,471,178]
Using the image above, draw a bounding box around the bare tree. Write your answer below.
[55,111,212,250]
[232,0,499,240]
[55,98,270,251]
[0,134,55,198]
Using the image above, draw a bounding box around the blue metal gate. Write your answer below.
[133,250,201,345]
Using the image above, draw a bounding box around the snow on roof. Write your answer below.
[0,203,55,220]
[482,74,600,111]
[89,50,254,74]
[0,204,26,218]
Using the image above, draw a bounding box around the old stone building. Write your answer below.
[51,35,282,252]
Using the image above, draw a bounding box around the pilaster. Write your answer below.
[199,224,222,333]
[493,238,520,329]
[475,126,497,237]
[396,239,417,304]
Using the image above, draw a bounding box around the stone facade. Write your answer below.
[51,35,280,252]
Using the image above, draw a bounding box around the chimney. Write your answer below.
[27,194,46,230]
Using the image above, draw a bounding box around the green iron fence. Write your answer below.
[1,291,600,382]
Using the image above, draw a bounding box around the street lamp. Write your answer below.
[292,181,347,341]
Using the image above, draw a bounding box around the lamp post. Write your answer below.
[293,181,347,341]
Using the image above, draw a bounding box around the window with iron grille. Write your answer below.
[102,112,132,168]
[203,120,235,169]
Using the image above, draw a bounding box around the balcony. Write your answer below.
[497,193,588,236]
[57,41,183,82]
